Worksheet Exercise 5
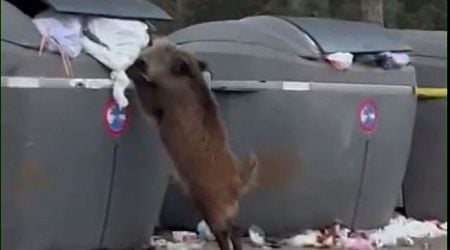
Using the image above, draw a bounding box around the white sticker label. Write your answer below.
[282,81,310,91]
[5,77,39,88]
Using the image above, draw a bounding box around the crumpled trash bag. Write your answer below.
[283,216,446,249]
[285,222,351,248]
[110,71,131,110]
[149,231,204,250]
[342,236,374,250]
[354,52,410,70]
[249,224,266,247]
[324,52,354,70]
[376,52,410,70]
[149,235,168,248]
[285,230,321,247]
[82,17,149,109]
[33,10,83,58]
[172,231,198,243]
[368,215,446,248]
[197,220,215,241]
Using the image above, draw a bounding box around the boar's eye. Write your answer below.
[171,55,192,77]
[197,60,208,72]
[126,58,151,83]
[134,58,147,71]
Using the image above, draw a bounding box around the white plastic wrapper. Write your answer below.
[82,17,149,109]
[325,52,354,70]
[33,10,83,58]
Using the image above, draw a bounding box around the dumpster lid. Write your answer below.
[1,0,41,48]
[170,16,411,59]
[44,0,172,20]
[388,29,447,59]
[169,16,321,58]
[281,17,411,54]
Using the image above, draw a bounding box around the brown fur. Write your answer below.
[126,38,258,250]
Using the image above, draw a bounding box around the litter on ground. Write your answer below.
[149,215,446,250]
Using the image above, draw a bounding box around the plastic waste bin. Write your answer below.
[1,1,171,249]
[390,29,447,221]
[159,16,417,235]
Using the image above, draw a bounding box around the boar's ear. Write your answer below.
[171,55,193,77]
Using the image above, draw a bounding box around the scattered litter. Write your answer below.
[33,10,83,76]
[166,241,203,250]
[249,224,266,247]
[390,52,410,66]
[197,220,215,241]
[150,235,168,248]
[342,236,374,250]
[172,231,198,243]
[324,52,354,70]
[285,230,321,247]
[82,17,149,109]
[149,231,204,250]
[354,52,410,70]
[367,215,446,248]
[318,231,335,247]
[151,216,446,249]
[286,221,352,248]
[284,215,446,249]
[377,52,410,70]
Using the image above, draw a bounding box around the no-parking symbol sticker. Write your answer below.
[358,99,378,134]
[103,97,129,137]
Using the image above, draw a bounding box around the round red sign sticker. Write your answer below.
[103,98,129,137]
[358,99,378,134]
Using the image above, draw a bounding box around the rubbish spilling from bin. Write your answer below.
[32,11,150,109]
[353,52,410,70]
[33,10,83,76]
[324,52,354,70]
[325,51,410,71]
[81,17,149,109]
[33,10,83,59]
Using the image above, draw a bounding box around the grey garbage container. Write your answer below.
[390,29,447,221]
[1,1,171,249]
[159,16,417,235]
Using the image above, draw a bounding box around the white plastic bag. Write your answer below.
[197,220,215,241]
[368,216,446,248]
[82,18,149,109]
[33,10,83,58]
[110,71,131,110]
[285,230,321,247]
[325,52,354,70]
